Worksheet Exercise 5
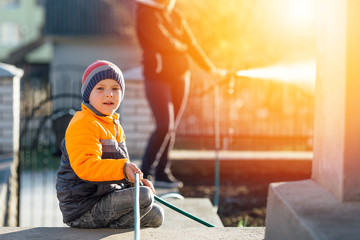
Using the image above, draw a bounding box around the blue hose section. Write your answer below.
[134,173,140,240]
[213,84,220,208]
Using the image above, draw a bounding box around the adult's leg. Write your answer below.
[141,80,174,178]
[66,186,164,228]
[155,74,190,179]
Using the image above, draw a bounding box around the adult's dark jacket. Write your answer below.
[136,3,214,81]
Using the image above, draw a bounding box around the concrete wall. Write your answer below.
[265,1,360,239]
[313,0,360,201]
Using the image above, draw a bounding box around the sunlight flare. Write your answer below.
[235,61,316,85]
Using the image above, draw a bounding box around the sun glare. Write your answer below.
[235,61,316,89]
[285,0,315,26]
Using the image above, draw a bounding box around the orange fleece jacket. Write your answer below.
[65,103,129,182]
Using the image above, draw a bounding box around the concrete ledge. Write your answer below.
[170,150,312,185]
[171,150,313,161]
[0,227,265,240]
[265,179,360,240]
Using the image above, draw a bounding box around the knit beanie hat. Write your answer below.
[81,60,125,103]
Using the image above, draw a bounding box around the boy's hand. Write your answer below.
[124,162,143,183]
[141,179,156,194]
[124,162,155,194]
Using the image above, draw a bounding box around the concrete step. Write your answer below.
[160,198,223,228]
[0,226,265,240]
[0,197,265,239]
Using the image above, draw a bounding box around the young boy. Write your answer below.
[56,60,164,228]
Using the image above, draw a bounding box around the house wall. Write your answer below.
[121,67,155,158]
[121,76,154,159]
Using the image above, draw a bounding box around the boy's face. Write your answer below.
[88,79,122,116]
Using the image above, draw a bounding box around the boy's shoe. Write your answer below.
[154,174,183,189]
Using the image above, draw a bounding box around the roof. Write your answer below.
[0,62,24,78]
[44,0,136,38]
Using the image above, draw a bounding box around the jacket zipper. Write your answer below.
[113,119,119,139]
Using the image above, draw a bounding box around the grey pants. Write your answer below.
[67,186,164,228]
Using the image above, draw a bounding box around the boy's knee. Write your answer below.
[139,186,154,207]
[142,203,164,228]
[152,203,164,227]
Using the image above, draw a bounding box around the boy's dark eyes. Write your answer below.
[95,87,120,91]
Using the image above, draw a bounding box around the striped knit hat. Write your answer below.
[81,60,125,103]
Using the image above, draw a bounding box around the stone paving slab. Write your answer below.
[0,227,265,240]
[159,198,223,228]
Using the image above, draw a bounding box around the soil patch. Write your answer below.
[179,183,269,227]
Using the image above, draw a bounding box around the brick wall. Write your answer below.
[0,63,22,226]
[0,78,14,153]
[120,68,154,159]
[0,64,21,154]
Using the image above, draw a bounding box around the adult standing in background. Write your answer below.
[136,0,221,188]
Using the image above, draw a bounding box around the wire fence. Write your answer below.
[19,64,82,227]
[176,72,314,151]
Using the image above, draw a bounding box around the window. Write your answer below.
[0,22,21,46]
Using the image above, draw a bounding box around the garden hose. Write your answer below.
[153,194,215,227]
[137,180,215,227]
